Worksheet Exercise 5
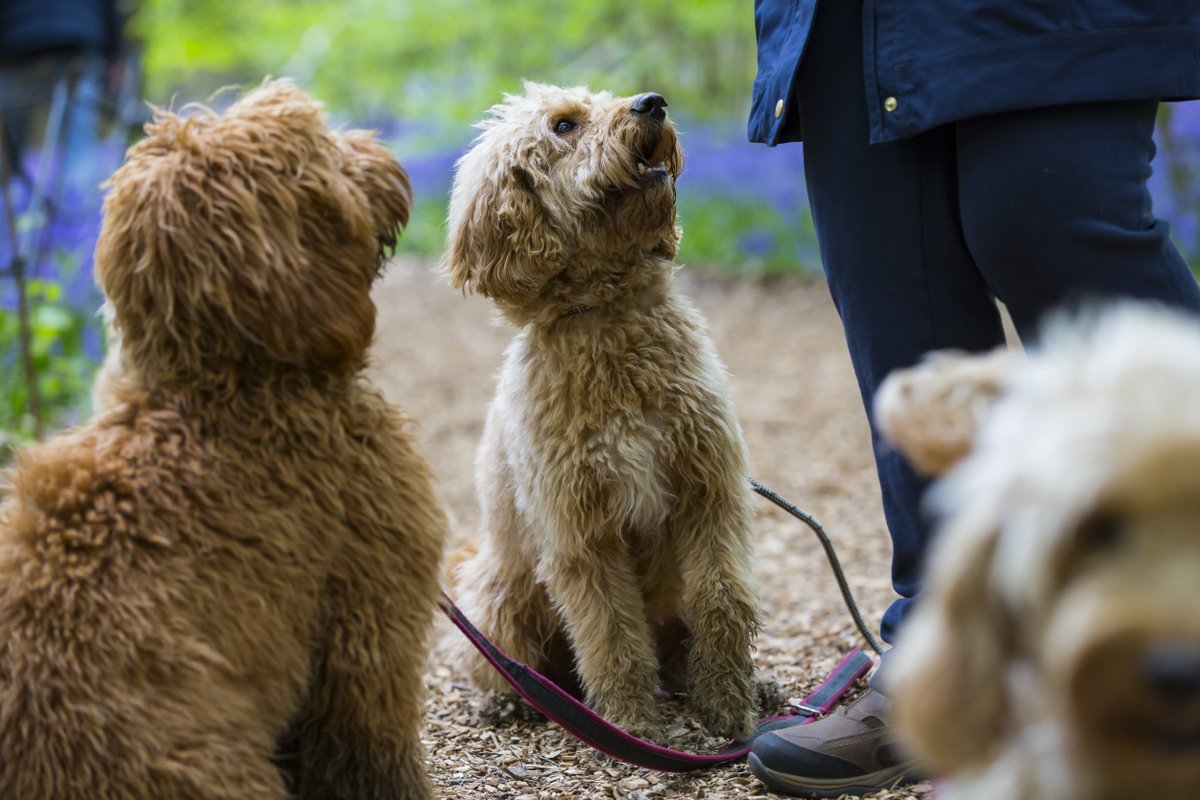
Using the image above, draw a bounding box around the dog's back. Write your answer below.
[0,79,445,799]
[0,404,313,798]
[0,375,444,798]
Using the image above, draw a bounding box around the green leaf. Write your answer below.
[32,305,77,335]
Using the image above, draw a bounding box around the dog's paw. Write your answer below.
[753,669,786,714]
[596,697,666,743]
[688,678,757,740]
[692,699,757,742]
[687,659,758,739]
[615,715,668,744]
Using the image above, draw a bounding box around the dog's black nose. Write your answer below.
[1143,644,1200,700]
[630,92,667,121]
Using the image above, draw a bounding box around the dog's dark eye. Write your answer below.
[553,119,578,135]
[1077,511,1124,553]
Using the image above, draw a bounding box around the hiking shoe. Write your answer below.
[747,689,921,797]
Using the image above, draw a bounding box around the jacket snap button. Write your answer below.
[884,96,898,112]
[774,98,784,118]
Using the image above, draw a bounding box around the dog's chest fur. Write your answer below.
[494,295,735,541]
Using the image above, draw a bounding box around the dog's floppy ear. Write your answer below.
[338,129,413,262]
[874,347,1017,475]
[440,145,564,303]
[888,519,1014,772]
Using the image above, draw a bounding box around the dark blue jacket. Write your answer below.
[750,0,1200,145]
[0,0,118,61]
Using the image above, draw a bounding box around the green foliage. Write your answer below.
[401,197,452,261]
[677,198,821,278]
[0,280,99,462]
[133,0,757,125]
[130,1,820,277]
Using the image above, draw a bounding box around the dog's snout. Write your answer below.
[630,92,668,121]
[1142,644,1200,700]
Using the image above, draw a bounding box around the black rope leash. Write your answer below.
[748,477,886,655]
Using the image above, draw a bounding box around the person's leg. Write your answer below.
[749,0,1001,795]
[793,0,1005,649]
[957,100,1200,338]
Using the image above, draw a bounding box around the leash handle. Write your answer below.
[440,591,873,772]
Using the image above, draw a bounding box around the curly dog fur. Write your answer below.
[877,303,1200,800]
[0,80,447,799]
[441,83,767,742]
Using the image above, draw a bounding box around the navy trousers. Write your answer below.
[794,0,1200,652]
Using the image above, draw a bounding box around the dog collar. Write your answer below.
[561,305,596,317]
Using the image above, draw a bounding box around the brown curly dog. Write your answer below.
[0,80,447,800]
[442,83,770,743]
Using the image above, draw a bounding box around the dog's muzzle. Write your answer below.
[628,92,674,186]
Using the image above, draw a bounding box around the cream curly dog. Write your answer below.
[442,83,766,742]
[0,80,447,799]
[876,303,1200,800]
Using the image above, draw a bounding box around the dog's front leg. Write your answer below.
[674,484,761,740]
[288,514,443,800]
[542,528,666,741]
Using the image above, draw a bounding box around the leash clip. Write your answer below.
[790,702,826,720]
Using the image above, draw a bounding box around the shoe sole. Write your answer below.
[747,752,920,798]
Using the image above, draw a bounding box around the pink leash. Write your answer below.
[439,591,873,772]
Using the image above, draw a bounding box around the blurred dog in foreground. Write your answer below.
[876,303,1200,800]
[0,80,447,799]
[442,83,772,741]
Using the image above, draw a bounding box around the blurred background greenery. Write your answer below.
[0,0,816,455]
[3,0,1200,457]
[137,0,757,125]
[131,0,815,273]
